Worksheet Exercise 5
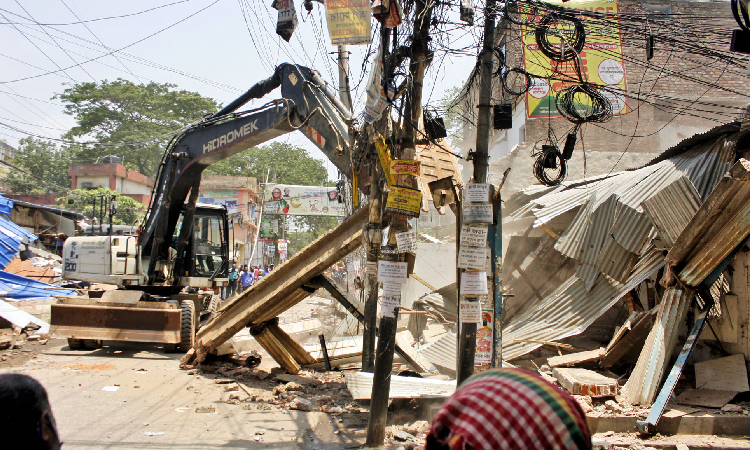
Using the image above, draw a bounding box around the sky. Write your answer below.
[0,0,481,181]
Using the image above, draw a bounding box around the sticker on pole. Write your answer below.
[462,203,493,224]
[464,183,490,203]
[380,293,401,318]
[458,246,489,271]
[459,296,482,323]
[460,271,488,294]
[460,224,488,247]
[377,261,408,283]
[395,230,417,253]
[390,159,420,176]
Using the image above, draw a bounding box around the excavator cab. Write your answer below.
[171,204,230,288]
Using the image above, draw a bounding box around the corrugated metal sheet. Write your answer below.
[345,371,456,400]
[0,216,37,270]
[579,195,618,266]
[502,248,665,360]
[418,332,457,372]
[610,205,653,254]
[575,263,599,292]
[641,176,702,248]
[595,236,639,284]
[0,299,50,333]
[555,198,594,260]
[621,286,693,405]
[0,270,76,300]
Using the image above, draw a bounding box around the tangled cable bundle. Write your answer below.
[502,67,532,95]
[556,84,613,124]
[535,12,586,62]
[532,144,567,186]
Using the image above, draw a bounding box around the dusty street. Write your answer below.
[1,338,372,450]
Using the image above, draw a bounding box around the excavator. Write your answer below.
[50,64,355,352]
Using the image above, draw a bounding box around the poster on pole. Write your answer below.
[460,271,488,294]
[522,0,628,118]
[264,184,347,217]
[377,261,408,283]
[459,296,482,323]
[385,187,423,217]
[395,230,417,253]
[460,224,488,247]
[325,0,372,45]
[380,293,400,318]
[458,246,489,271]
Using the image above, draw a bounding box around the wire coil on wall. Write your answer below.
[502,68,532,95]
[535,12,586,62]
[555,84,612,124]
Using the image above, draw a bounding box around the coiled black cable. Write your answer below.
[502,68,532,95]
[532,144,567,186]
[535,12,586,62]
[555,84,613,124]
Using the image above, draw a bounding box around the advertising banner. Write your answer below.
[264,184,347,217]
[325,0,372,45]
[199,190,238,214]
[259,216,274,242]
[385,186,422,217]
[522,0,628,118]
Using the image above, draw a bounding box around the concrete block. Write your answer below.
[552,368,619,397]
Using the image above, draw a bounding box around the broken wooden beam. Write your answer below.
[547,348,605,368]
[267,321,317,366]
[600,309,657,369]
[252,322,301,374]
[185,207,368,365]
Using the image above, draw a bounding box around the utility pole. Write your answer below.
[361,23,392,374]
[337,44,353,111]
[456,0,498,385]
[366,0,434,445]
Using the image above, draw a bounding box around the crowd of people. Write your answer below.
[224,261,275,299]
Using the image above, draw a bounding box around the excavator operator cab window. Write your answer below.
[192,212,225,277]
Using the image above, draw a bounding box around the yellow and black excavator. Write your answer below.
[50,63,354,352]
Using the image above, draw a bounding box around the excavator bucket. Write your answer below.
[50,292,182,344]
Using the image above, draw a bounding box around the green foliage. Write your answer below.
[205,142,331,186]
[57,188,147,225]
[3,137,72,194]
[56,79,219,177]
[440,85,468,151]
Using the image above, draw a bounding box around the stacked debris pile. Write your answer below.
[496,121,750,423]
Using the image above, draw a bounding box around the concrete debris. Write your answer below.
[573,395,594,414]
[552,368,619,397]
[290,397,312,411]
[195,406,216,413]
[393,430,416,441]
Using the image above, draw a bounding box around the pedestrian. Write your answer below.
[240,264,254,292]
[236,265,247,294]
[0,374,62,450]
[253,265,260,280]
[424,368,591,450]
[227,262,239,298]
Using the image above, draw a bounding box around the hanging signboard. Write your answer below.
[259,216,274,242]
[462,203,493,224]
[460,224,489,247]
[374,137,396,186]
[274,0,298,42]
[390,159,421,176]
[460,271,488,294]
[458,246,489,271]
[459,296,482,323]
[377,261,408,283]
[380,293,400,318]
[264,184,347,217]
[325,0,372,45]
[199,190,239,214]
[385,187,422,217]
[464,183,490,203]
[522,0,628,118]
[395,230,417,253]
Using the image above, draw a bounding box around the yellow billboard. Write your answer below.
[325,0,372,45]
[522,0,627,118]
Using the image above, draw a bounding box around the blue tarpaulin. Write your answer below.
[0,270,75,300]
[0,195,38,270]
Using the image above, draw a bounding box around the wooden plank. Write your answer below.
[600,308,657,369]
[267,322,317,366]
[694,354,749,392]
[188,207,368,364]
[395,331,432,373]
[253,326,301,375]
[674,389,738,408]
[547,348,605,368]
[606,312,642,352]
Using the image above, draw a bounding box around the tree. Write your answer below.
[57,188,147,226]
[56,79,219,177]
[206,141,338,252]
[2,137,72,194]
[440,85,469,151]
[205,141,330,185]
